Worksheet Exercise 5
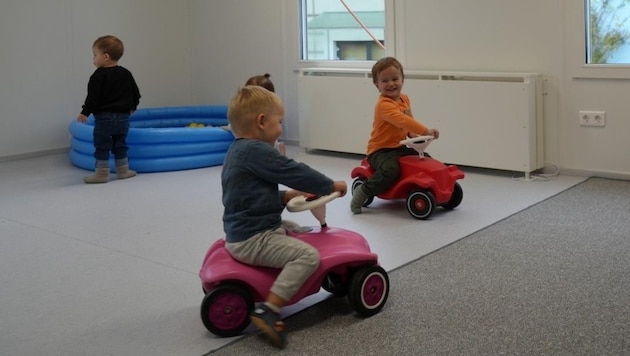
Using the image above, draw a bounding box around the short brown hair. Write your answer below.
[245,73,275,93]
[93,35,124,61]
[371,57,404,85]
[227,86,282,136]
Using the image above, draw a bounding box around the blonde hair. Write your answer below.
[227,86,282,136]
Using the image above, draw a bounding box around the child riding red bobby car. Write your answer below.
[351,136,464,219]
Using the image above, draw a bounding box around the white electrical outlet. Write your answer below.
[579,111,606,127]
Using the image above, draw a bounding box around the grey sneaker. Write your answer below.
[350,185,369,214]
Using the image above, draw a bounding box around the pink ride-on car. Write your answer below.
[199,192,390,337]
[350,136,465,220]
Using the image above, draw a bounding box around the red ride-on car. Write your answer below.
[350,136,464,220]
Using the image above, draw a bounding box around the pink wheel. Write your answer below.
[200,284,253,337]
[348,265,389,316]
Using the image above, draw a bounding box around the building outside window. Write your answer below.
[301,0,385,61]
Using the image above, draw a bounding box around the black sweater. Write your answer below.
[81,66,141,116]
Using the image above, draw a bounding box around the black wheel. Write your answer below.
[406,190,435,219]
[352,179,374,207]
[347,265,389,316]
[321,272,348,297]
[200,283,253,337]
[442,182,463,210]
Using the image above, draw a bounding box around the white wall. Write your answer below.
[0,0,192,159]
[188,0,286,103]
[0,1,72,158]
[1,0,629,179]
[188,0,300,139]
[398,0,564,173]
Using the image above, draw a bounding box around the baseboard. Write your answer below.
[0,147,70,163]
[560,168,630,181]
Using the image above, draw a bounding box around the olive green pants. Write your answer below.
[363,146,419,196]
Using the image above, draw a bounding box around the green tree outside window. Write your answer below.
[588,0,630,64]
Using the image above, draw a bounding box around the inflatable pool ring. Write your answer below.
[68,106,234,173]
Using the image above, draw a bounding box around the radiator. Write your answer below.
[297,68,544,175]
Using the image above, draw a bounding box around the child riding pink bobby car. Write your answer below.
[199,192,389,337]
[351,136,464,219]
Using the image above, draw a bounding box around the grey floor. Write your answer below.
[212,177,630,356]
[0,146,586,356]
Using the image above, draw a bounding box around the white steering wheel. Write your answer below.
[400,135,435,157]
[286,191,340,212]
[399,135,435,146]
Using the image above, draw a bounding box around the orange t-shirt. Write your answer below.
[366,94,428,155]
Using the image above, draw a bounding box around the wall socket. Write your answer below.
[579,110,606,127]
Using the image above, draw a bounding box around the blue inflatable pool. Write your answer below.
[68,106,234,173]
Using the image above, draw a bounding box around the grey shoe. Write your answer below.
[115,158,137,179]
[116,164,137,179]
[83,167,110,184]
[350,185,369,214]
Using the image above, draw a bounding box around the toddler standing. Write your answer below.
[77,35,141,184]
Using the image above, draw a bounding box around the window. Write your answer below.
[300,0,387,61]
[586,0,630,64]
[570,0,630,78]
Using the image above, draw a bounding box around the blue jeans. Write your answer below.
[92,112,130,162]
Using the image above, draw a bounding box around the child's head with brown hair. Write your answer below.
[228,86,284,143]
[93,35,125,61]
[371,56,406,101]
[245,73,275,93]
[371,57,404,86]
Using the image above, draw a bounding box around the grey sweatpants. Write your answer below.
[225,226,320,302]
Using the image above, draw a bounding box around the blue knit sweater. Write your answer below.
[222,139,334,243]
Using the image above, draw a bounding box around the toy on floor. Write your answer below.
[199,192,389,337]
[350,135,465,220]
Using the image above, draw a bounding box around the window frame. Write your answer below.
[297,0,397,69]
[570,0,630,79]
